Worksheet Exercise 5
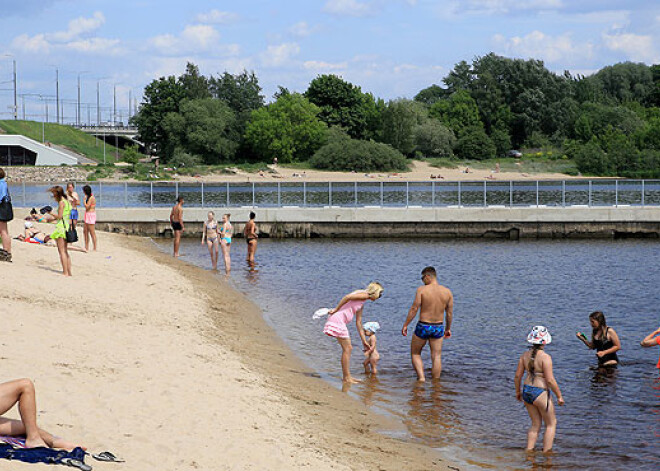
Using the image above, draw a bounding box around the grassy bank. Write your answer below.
[0,120,123,164]
[428,156,579,176]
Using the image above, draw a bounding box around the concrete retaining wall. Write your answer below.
[15,206,660,239]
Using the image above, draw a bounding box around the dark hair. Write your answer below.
[0,168,5,179]
[83,185,92,197]
[48,186,66,202]
[528,344,543,377]
[422,266,436,277]
[67,182,75,189]
[589,311,607,342]
[176,196,184,203]
[249,212,256,219]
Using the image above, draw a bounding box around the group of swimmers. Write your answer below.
[318,266,660,453]
[169,197,259,271]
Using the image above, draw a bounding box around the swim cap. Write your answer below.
[527,326,552,345]
[363,321,380,333]
[24,221,33,229]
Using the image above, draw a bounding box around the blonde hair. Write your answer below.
[365,282,384,299]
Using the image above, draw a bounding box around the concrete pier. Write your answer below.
[16,206,660,239]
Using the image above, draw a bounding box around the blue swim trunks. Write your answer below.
[522,385,546,405]
[70,208,79,220]
[414,321,445,340]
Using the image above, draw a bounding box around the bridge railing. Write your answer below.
[8,180,660,209]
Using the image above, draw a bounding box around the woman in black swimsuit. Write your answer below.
[577,311,621,367]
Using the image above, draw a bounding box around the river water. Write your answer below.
[157,237,660,470]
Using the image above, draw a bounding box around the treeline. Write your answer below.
[132,55,660,176]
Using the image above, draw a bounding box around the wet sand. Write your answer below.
[1,219,452,470]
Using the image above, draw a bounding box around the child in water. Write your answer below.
[363,322,381,375]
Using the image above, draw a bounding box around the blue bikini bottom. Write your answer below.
[522,385,546,405]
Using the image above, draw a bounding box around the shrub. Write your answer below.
[172,148,203,168]
[310,134,408,172]
[413,121,456,158]
[454,126,496,160]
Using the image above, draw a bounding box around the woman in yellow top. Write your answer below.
[49,186,72,276]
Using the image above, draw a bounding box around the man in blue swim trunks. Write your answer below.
[402,266,453,381]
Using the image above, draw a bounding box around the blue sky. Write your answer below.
[1,0,659,123]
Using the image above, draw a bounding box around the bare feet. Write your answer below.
[50,437,87,451]
[343,377,361,384]
[25,436,48,448]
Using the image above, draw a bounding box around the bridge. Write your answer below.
[72,124,145,151]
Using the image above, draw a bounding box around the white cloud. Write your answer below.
[260,42,300,67]
[602,32,659,63]
[194,9,239,25]
[450,0,563,16]
[49,11,105,42]
[11,33,50,53]
[289,21,315,38]
[149,25,239,57]
[303,60,348,72]
[66,37,121,54]
[493,30,594,65]
[323,0,375,18]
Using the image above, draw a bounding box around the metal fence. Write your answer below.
[9,180,660,209]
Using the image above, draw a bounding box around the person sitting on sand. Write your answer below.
[640,326,660,369]
[402,266,453,381]
[323,283,383,383]
[515,326,564,453]
[0,377,84,450]
[576,311,621,368]
[27,208,56,223]
[362,322,381,375]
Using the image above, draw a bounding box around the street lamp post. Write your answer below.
[77,71,89,126]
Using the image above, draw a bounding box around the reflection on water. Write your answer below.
[160,238,660,470]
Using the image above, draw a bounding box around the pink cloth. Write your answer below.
[323,299,366,339]
[84,211,96,224]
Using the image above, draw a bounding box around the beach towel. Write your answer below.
[0,440,86,466]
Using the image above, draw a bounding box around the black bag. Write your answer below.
[0,193,13,222]
[63,209,78,243]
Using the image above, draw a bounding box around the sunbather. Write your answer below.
[26,208,56,223]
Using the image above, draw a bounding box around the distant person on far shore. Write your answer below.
[323,283,384,383]
[402,266,453,381]
[82,185,97,251]
[244,211,258,264]
[170,197,184,257]
[576,311,621,367]
[362,322,381,375]
[66,183,80,230]
[220,213,233,274]
[515,326,564,453]
[201,211,219,270]
[49,186,72,276]
[0,168,12,262]
[640,326,660,369]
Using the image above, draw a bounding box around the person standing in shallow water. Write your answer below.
[170,197,184,257]
[401,266,453,381]
[640,326,660,369]
[515,326,565,453]
[577,311,621,367]
[244,211,258,263]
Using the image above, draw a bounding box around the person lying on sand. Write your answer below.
[0,378,85,451]
[27,208,56,223]
[17,221,86,252]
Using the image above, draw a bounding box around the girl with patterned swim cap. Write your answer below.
[514,326,565,453]
[323,282,383,383]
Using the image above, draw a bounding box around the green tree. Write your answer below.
[489,127,511,157]
[443,60,473,93]
[305,74,379,139]
[131,75,186,161]
[454,126,496,160]
[429,90,482,137]
[414,85,448,105]
[178,62,211,100]
[310,132,407,172]
[122,145,140,171]
[413,121,456,158]
[244,93,327,163]
[380,99,427,155]
[162,99,239,164]
[209,70,264,113]
[572,138,612,175]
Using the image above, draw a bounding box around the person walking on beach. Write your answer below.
[0,168,13,262]
[576,311,621,367]
[244,211,258,264]
[201,211,219,270]
[220,213,233,274]
[515,326,565,453]
[82,185,97,251]
[323,283,384,383]
[170,197,184,257]
[0,377,85,450]
[49,186,72,277]
[66,183,80,230]
[402,266,453,381]
[363,322,381,375]
[640,326,660,369]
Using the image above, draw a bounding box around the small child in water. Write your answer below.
[363,322,381,375]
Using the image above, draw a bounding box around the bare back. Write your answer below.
[520,350,548,389]
[171,204,182,223]
[418,284,452,323]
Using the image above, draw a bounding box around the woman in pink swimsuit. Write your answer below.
[324,282,384,383]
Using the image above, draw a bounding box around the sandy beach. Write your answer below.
[1,219,451,471]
